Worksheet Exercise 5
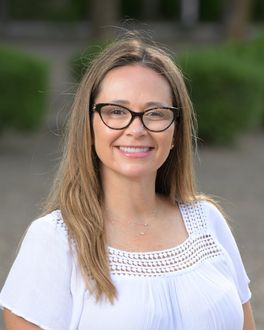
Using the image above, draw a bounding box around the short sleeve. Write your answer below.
[203,201,251,304]
[0,213,73,330]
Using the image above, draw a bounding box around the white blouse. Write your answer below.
[0,201,251,330]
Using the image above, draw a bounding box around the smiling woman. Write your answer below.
[92,64,176,180]
[0,32,256,329]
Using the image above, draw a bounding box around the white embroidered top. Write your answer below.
[0,201,251,330]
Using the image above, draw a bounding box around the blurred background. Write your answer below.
[0,0,263,328]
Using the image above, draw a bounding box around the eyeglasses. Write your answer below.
[92,103,180,132]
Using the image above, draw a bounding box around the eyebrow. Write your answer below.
[110,100,169,108]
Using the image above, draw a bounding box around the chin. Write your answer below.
[118,167,156,180]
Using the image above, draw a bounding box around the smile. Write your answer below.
[118,146,152,153]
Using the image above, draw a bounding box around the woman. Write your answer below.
[0,34,255,329]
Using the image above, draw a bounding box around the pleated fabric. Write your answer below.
[0,201,251,330]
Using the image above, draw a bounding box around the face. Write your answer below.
[92,64,175,182]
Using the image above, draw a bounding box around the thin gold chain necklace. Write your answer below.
[109,218,151,236]
[106,209,158,236]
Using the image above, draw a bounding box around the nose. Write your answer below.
[125,116,147,136]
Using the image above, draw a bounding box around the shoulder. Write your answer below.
[195,200,251,304]
[197,199,232,237]
[0,210,74,329]
[187,199,228,229]
[191,199,241,261]
[180,199,226,232]
[16,210,72,266]
[180,198,235,241]
[27,210,69,245]
[30,209,66,230]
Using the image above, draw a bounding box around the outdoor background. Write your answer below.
[0,0,263,328]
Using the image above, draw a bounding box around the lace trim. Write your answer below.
[108,234,221,276]
[51,210,68,235]
[108,202,221,276]
[180,201,207,234]
[51,202,222,277]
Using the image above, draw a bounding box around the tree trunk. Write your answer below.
[90,0,120,41]
[0,0,8,37]
[0,0,8,23]
[142,0,160,20]
[181,0,200,28]
[224,0,253,40]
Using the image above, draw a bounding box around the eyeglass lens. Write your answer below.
[98,104,175,131]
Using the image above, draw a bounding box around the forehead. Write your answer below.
[96,64,173,105]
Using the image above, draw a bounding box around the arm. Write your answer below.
[243,301,256,330]
[205,202,256,329]
[0,217,72,329]
[3,309,41,330]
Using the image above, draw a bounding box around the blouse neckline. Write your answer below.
[107,203,192,256]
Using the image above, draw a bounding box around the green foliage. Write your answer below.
[177,47,263,144]
[253,0,264,21]
[225,33,264,63]
[200,0,223,22]
[5,0,264,22]
[9,0,88,21]
[71,37,264,145]
[0,47,49,132]
[224,33,264,125]
[160,0,180,19]
[121,0,142,19]
[71,41,110,82]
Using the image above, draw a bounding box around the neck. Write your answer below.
[102,172,158,224]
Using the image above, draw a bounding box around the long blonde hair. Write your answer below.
[44,33,199,302]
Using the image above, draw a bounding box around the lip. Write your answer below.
[116,145,154,158]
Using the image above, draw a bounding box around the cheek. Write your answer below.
[163,128,175,156]
[92,119,120,159]
[163,125,175,147]
[93,118,107,156]
[154,129,175,163]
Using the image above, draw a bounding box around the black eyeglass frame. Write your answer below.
[92,103,180,132]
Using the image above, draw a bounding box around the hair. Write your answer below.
[43,32,201,303]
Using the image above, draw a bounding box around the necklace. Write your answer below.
[106,209,158,237]
[109,218,151,236]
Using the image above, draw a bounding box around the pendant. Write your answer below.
[138,223,149,236]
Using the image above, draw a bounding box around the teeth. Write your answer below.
[119,146,150,153]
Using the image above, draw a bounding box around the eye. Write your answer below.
[110,108,127,116]
[102,105,129,117]
[145,109,167,120]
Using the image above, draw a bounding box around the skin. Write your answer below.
[3,308,40,329]
[93,64,175,182]
[243,303,256,330]
[3,64,256,329]
[94,64,186,251]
